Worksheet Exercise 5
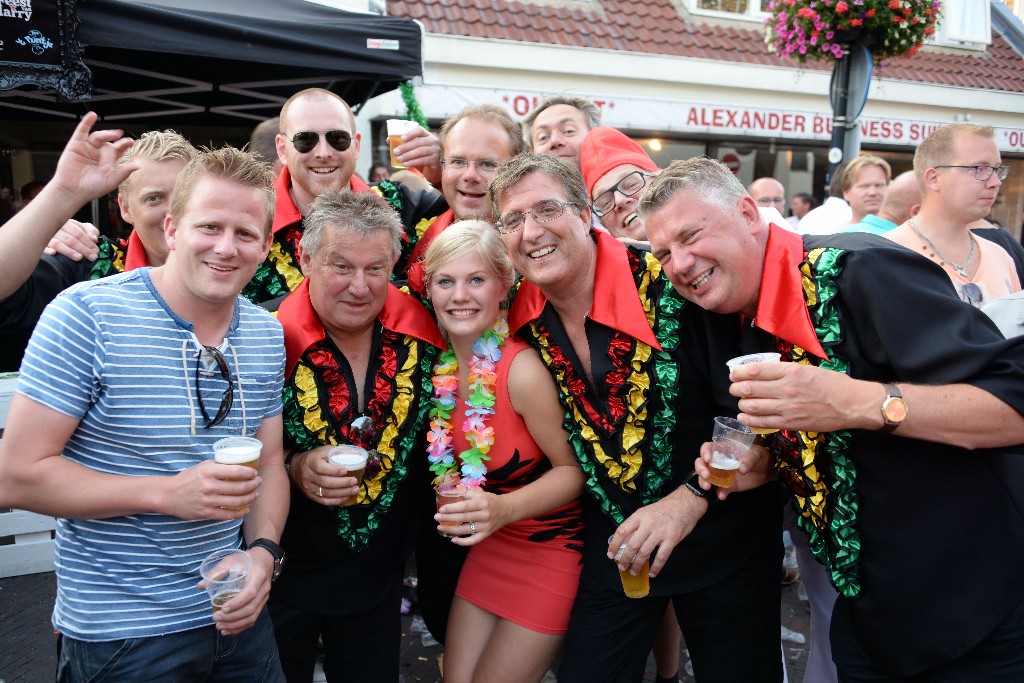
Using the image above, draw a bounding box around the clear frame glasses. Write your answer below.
[934,165,1010,182]
[496,199,580,234]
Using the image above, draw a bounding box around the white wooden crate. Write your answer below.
[0,509,57,577]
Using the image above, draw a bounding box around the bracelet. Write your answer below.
[684,472,714,504]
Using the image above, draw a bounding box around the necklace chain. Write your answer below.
[909,217,975,278]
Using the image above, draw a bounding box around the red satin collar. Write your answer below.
[754,223,828,359]
[508,231,661,350]
[123,230,151,271]
[405,208,455,273]
[272,167,371,235]
[279,278,445,376]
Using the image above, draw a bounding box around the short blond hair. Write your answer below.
[914,123,996,188]
[842,156,892,194]
[423,220,515,297]
[170,147,276,237]
[117,130,196,199]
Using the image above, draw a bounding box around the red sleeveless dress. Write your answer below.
[451,338,584,634]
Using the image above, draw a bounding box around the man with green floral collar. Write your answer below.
[490,153,783,682]
[642,156,1024,681]
[269,188,446,681]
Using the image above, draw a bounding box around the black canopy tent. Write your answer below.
[0,0,423,126]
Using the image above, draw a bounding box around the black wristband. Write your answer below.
[684,471,714,503]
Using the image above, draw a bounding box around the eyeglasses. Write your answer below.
[934,165,1010,182]
[441,157,500,174]
[962,282,984,307]
[287,130,353,154]
[754,196,786,206]
[196,346,234,429]
[592,171,655,217]
[496,199,580,234]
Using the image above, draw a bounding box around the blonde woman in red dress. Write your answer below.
[423,220,584,683]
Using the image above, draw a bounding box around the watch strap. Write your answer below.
[247,538,285,579]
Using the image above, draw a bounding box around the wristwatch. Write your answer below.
[879,383,908,433]
[247,538,286,580]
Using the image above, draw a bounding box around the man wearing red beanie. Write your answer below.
[580,127,660,242]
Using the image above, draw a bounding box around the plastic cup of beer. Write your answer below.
[213,437,262,510]
[708,416,756,489]
[610,536,650,599]
[328,445,369,507]
[726,352,782,434]
[435,483,470,532]
[199,548,251,614]
[386,119,417,169]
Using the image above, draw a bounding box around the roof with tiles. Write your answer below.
[388,0,1024,93]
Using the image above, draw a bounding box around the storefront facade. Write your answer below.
[365,4,1024,235]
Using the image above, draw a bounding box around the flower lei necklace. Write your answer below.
[427,316,509,488]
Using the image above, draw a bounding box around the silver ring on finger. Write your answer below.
[316,485,323,497]
[468,521,477,533]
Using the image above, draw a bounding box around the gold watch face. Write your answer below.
[883,397,908,424]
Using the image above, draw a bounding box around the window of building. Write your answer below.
[689,0,768,22]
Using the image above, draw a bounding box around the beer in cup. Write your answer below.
[434,483,470,531]
[386,119,417,169]
[213,436,262,511]
[708,416,756,489]
[328,445,368,507]
[725,352,783,434]
[199,548,251,614]
[611,537,650,599]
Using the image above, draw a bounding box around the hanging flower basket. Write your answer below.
[764,0,942,63]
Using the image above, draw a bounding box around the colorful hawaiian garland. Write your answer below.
[427,316,510,487]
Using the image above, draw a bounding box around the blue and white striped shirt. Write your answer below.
[17,268,284,641]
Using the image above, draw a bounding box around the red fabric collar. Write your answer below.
[272,167,372,235]
[509,231,661,350]
[123,230,151,271]
[279,279,445,376]
[754,223,828,360]
[405,208,454,272]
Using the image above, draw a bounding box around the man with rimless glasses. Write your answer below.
[884,123,1022,309]
[401,104,524,276]
[242,87,448,303]
[0,126,289,681]
[490,154,783,682]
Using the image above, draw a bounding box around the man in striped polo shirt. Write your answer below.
[0,115,289,682]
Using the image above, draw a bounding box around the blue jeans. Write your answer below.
[56,607,284,683]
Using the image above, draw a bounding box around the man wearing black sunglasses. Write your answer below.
[0,139,290,681]
[242,88,448,304]
[884,123,1023,308]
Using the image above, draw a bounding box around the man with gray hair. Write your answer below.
[269,189,445,681]
[489,153,783,682]
[641,155,1024,680]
